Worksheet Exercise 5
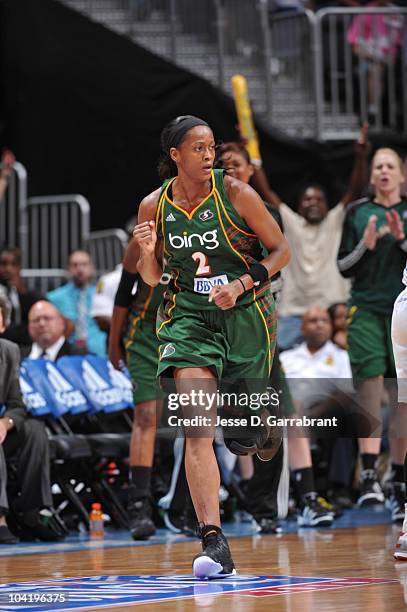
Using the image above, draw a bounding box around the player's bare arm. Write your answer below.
[133,189,163,286]
[225,174,290,274]
[208,175,290,310]
[342,122,370,207]
[251,165,282,210]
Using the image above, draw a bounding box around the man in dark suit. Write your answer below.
[27,300,87,360]
[0,297,63,543]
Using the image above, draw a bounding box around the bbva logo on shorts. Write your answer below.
[169,229,219,250]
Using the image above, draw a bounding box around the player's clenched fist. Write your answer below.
[208,281,243,310]
[133,221,157,254]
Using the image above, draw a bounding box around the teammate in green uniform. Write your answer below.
[216,141,334,528]
[109,266,169,540]
[133,116,290,578]
[338,147,407,518]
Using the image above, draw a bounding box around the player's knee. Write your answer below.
[186,436,213,457]
[134,405,157,431]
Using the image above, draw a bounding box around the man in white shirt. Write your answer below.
[91,265,122,333]
[280,306,356,515]
[280,308,354,406]
[253,125,369,349]
[91,264,137,333]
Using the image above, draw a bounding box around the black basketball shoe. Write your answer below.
[128,491,156,541]
[193,524,236,579]
[357,469,384,507]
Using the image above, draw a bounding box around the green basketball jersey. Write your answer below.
[155,169,270,313]
[338,197,407,314]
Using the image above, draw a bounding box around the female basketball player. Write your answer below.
[216,141,334,529]
[133,116,290,578]
[338,148,407,519]
[109,267,169,541]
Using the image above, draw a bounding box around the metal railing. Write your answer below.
[0,158,127,285]
[21,268,69,294]
[88,228,128,274]
[26,195,91,271]
[267,9,316,132]
[128,0,224,86]
[46,1,407,140]
[125,2,407,139]
[0,163,28,263]
[269,9,315,91]
[314,7,407,140]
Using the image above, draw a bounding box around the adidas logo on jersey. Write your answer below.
[166,212,176,222]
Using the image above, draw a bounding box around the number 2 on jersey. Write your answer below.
[192,251,212,276]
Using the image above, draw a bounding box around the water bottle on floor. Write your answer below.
[89,503,104,539]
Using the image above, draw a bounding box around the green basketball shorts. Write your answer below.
[156,290,277,389]
[125,317,164,404]
[347,306,395,379]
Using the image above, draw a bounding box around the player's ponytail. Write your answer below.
[158,153,177,181]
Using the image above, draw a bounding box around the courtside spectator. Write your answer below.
[47,250,107,355]
[91,218,138,334]
[281,306,356,510]
[0,296,63,542]
[328,302,349,350]
[0,246,43,354]
[91,217,137,334]
[27,300,88,360]
[91,265,123,333]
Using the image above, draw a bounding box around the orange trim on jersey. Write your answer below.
[124,286,155,350]
[140,287,154,321]
[164,171,215,221]
[156,270,180,339]
[155,189,169,256]
[253,293,272,374]
[213,190,251,272]
[155,190,166,228]
[214,190,271,372]
[124,318,140,350]
[160,198,170,258]
[214,187,256,237]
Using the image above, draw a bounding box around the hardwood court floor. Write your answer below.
[1,524,406,610]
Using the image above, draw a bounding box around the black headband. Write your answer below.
[161,115,210,154]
